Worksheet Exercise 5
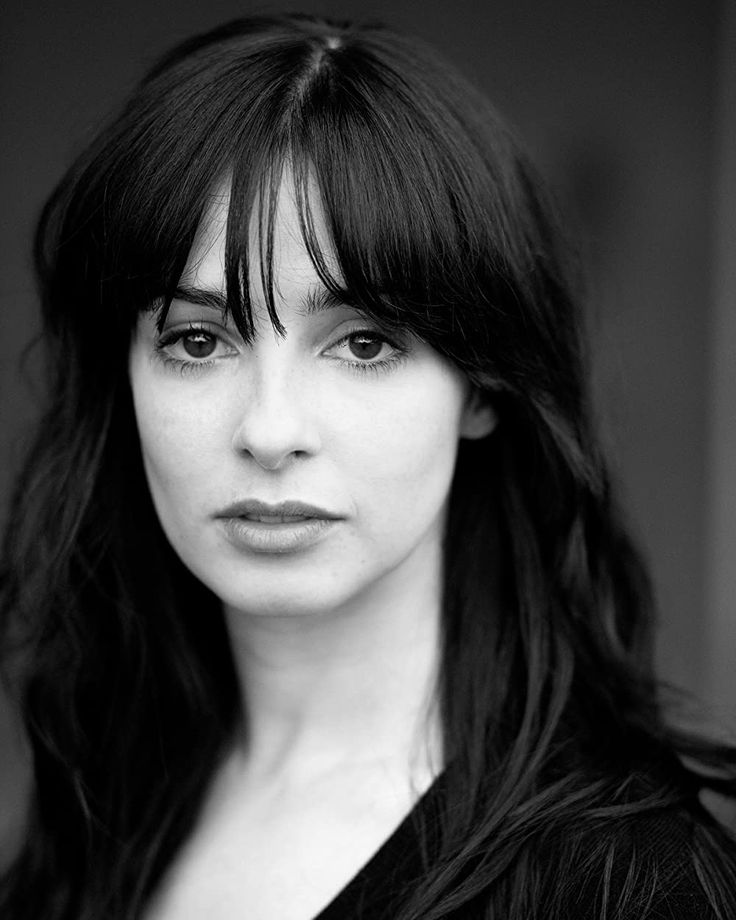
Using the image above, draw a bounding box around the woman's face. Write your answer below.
[128,179,495,618]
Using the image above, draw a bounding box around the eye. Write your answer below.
[179,329,218,359]
[325,330,397,363]
[153,322,237,372]
[323,327,410,375]
[344,332,387,361]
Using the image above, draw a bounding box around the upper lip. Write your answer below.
[215,499,341,520]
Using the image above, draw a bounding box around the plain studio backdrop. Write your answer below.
[1,0,734,854]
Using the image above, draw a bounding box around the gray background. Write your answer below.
[2,0,735,852]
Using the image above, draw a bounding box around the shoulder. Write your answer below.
[551,804,736,920]
[407,762,736,920]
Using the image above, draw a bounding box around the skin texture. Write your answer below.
[128,179,495,626]
[129,176,496,920]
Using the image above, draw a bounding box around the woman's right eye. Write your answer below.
[175,329,218,359]
[154,324,237,373]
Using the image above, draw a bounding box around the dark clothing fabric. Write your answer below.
[313,777,730,919]
[313,778,443,920]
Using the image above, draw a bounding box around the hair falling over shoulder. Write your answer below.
[1,12,735,920]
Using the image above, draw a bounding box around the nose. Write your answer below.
[230,356,321,471]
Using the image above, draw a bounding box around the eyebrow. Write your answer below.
[302,286,348,314]
[172,285,228,312]
[171,283,349,315]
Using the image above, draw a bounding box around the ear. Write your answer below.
[459,388,497,440]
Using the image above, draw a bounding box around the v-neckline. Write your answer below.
[311,773,445,920]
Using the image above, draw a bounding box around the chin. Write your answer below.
[199,561,360,620]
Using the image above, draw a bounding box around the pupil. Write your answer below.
[349,334,382,360]
[183,332,215,358]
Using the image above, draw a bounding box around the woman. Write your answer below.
[1,12,735,920]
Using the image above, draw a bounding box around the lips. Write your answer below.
[215,499,341,522]
[246,513,313,524]
[215,500,341,554]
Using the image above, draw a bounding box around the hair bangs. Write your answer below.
[73,30,317,339]
[63,15,547,400]
[292,73,505,372]
[211,52,520,382]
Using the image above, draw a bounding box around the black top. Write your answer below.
[313,778,443,920]
[312,777,729,920]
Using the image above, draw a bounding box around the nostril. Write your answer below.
[231,416,320,470]
[229,360,321,465]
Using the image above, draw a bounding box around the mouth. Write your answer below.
[215,500,341,554]
[215,499,341,522]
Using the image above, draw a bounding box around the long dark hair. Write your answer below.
[1,13,735,920]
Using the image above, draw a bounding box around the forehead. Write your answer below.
[180,173,336,297]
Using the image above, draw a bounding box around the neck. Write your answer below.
[223,542,444,790]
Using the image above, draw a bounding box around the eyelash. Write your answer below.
[152,324,409,377]
[153,324,226,376]
[330,330,409,376]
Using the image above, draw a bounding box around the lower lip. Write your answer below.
[218,516,337,554]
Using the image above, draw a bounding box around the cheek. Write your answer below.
[129,367,222,514]
[141,409,217,495]
[343,375,466,521]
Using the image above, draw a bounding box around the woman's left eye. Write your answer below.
[324,330,407,372]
